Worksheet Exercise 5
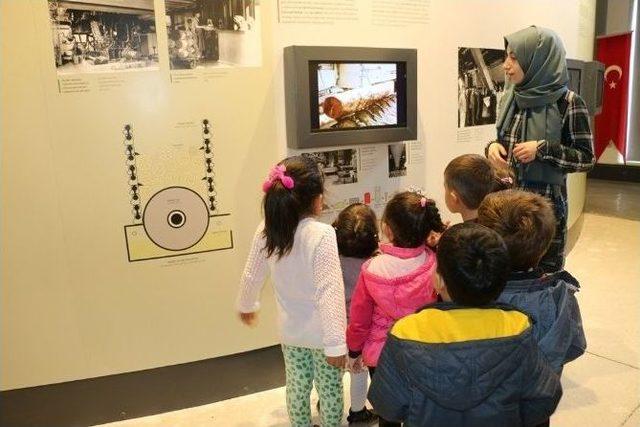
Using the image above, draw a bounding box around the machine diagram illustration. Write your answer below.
[122,120,233,262]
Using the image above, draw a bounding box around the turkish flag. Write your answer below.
[594,33,632,160]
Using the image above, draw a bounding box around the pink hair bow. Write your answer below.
[500,177,514,185]
[420,197,434,208]
[262,164,295,192]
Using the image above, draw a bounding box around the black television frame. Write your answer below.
[284,46,417,149]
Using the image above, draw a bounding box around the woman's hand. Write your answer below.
[239,311,257,327]
[488,142,508,166]
[326,355,346,369]
[513,140,540,164]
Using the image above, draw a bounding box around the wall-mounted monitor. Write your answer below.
[284,46,417,149]
[566,58,604,116]
[584,60,605,115]
[566,59,583,95]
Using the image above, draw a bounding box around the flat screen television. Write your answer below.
[284,46,417,149]
[565,59,604,116]
[582,60,605,116]
[596,67,604,110]
[566,59,583,94]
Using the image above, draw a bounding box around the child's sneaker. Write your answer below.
[347,407,378,425]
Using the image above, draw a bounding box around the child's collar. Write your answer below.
[508,267,544,281]
[379,242,424,259]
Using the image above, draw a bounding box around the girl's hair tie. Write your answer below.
[262,164,295,192]
[419,196,434,208]
[500,176,514,185]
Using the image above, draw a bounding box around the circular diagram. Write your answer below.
[143,187,209,251]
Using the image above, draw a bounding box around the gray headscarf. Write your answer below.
[496,26,569,184]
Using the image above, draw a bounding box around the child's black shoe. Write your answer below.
[347,407,378,425]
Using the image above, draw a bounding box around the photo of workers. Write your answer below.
[48,0,159,74]
[458,47,505,128]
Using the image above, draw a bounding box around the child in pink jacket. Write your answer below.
[347,191,446,376]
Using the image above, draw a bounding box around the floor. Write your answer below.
[98,179,640,427]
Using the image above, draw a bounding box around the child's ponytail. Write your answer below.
[262,156,324,259]
[383,192,446,248]
[421,198,447,235]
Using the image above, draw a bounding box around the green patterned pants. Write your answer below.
[281,345,344,427]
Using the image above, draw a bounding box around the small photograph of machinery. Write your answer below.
[165,0,260,69]
[316,63,398,130]
[49,1,159,74]
[303,149,359,186]
[458,47,506,128]
[388,143,407,178]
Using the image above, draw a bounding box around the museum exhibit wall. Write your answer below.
[0,0,595,391]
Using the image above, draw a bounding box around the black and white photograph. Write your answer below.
[315,63,398,130]
[388,143,407,178]
[458,47,505,128]
[164,0,261,69]
[302,149,358,185]
[48,0,159,74]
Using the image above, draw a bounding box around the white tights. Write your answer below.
[349,369,369,411]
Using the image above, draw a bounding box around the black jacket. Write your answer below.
[368,303,562,427]
[497,269,586,373]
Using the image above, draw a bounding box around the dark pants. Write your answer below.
[519,183,567,274]
[538,187,567,274]
[369,367,402,427]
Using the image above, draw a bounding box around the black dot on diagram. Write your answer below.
[167,210,187,228]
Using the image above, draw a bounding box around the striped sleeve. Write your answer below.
[537,92,595,173]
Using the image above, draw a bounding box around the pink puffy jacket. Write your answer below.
[346,243,437,367]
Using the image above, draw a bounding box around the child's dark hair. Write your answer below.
[332,203,379,259]
[444,154,514,209]
[262,156,324,259]
[436,223,510,306]
[477,189,556,271]
[382,192,446,248]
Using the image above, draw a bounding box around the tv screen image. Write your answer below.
[310,62,406,131]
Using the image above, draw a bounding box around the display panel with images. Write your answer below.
[164,0,261,69]
[48,0,159,74]
[458,47,505,128]
[311,62,405,131]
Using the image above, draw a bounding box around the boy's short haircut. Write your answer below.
[444,154,513,209]
[478,190,556,271]
[436,223,510,306]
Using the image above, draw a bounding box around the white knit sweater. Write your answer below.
[237,218,347,357]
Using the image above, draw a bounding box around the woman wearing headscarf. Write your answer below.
[487,26,595,273]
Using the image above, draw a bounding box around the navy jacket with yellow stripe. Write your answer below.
[368,303,562,427]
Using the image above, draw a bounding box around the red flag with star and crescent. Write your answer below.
[594,32,632,160]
